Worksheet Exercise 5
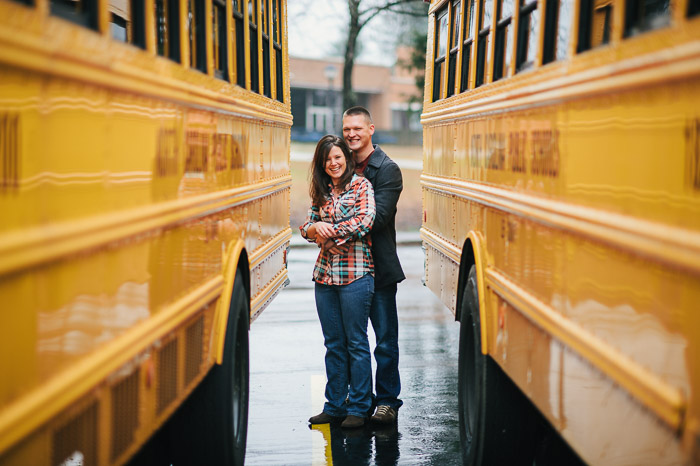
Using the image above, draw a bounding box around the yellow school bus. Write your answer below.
[421,0,700,464]
[0,0,290,464]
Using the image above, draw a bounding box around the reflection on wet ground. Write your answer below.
[246,240,462,465]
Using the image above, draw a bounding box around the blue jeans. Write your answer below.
[370,283,403,410]
[315,274,374,418]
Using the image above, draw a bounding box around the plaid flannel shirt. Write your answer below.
[300,174,376,285]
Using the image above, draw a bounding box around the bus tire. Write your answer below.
[457,265,538,466]
[173,268,250,465]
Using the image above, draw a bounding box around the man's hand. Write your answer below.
[321,238,348,255]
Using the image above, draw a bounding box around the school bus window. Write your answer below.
[542,0,573,64]
[493,0,514,81]
[155,0,181,61]
[51,0,98,29]
[689,0,700,16]
[189,0,206,72]
[131,0,146,48]
[516,0,539,71]
[232,0,246,87]
[249,0,260,93]
[446,1,461,98]
[213,0,228,79]
[111,13,128,41]
[432,7,448,101]
[475,0,493,87]
[262,0,272,97]
[460,0,476,92]
[577,0,612,52]
[273,0,284,102]
[624,0,670,37]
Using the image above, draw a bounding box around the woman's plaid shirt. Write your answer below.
[300,174,376,285]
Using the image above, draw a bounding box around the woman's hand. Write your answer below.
[312,222,335,239]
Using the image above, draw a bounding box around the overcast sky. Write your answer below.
[286,0,415,66]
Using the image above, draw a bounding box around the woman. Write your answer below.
[300,135,376,429]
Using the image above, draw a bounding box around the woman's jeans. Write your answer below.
[315,274,374,418]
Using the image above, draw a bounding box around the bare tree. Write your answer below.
[342,0,428,111]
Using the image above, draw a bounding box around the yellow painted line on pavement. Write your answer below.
[310,374,332,466]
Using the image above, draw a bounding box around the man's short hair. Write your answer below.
[343,106,373,124]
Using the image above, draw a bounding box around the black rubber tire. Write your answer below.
[457,265,538,466]
[171,268,250,465]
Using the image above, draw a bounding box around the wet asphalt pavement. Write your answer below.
[246,237,462,465]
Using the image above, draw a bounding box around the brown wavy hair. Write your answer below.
[309,135,355,208]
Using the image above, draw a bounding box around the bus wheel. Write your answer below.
[457,265,537,466]
[175,268,249,465]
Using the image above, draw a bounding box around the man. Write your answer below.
[342,106,405,424]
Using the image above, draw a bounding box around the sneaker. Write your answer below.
[340,415,365,429]
[371,405,397,424]
[308,412,345,425]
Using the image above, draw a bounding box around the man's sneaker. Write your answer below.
[371,405,397,424]
[308,412,345,425]
[340,415,366,429]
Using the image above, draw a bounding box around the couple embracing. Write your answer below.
[300,106,405,429]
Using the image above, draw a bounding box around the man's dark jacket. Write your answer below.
[363,145,405,289]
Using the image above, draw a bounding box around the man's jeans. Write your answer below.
[370,283,403,410]
[315,274,374,418]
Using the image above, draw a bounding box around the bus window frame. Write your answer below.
[273,0,284,102]
[475,0,493,87]
[447,0,462,98]
[261,0,272,97]
[248,0,260,94]
[433,5,449,101]
[624,0,672,38]
[460,0,477,92]
[232,0,246,87]
[50,0,99,30]
[189,0,207,72]
[213,0,228,80]
[493,0,515,81]
[577,0,613,53]
[515,0,539,72]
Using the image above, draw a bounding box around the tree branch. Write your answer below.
[358,0,427,28]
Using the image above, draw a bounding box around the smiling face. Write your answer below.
[324,146,347,185]
[342,114,375,160]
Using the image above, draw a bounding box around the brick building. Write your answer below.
[289,48,423,145]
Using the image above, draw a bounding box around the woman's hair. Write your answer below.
[309,135,355,208]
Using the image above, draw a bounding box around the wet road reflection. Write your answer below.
[247,238,462,465]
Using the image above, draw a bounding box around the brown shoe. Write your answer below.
[340,415,365,429]
[371,405,397,424]
[308,412,345,425]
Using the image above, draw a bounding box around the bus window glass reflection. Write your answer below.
[624,0,670,37]
[516,0,539,71]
